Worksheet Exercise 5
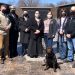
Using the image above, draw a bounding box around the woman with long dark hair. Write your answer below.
[57,9,67,60]
[28,10,44,58]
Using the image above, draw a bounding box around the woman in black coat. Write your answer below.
[28,11,44,58]
[19,11,30,56]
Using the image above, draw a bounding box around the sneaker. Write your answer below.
[63,59,73,63]
[57,57,65,60]
[9,58,13,61]
[72,63,75,68]
[1,60,4,64]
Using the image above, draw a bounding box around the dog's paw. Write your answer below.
[42,64,46,66]
[54,70,57,72]
[54,69,57,72]
[58,67,61,70]
[57,65,61,70]
[44,66,49,71]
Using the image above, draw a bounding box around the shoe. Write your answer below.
[1,58,6,64]
[1,60,4,64]
[34,55,38,58]
[58,57,65,60]
[30,56,34,58]
[57,57,61,59]
[61,58,66,60]
[63,59,73,63]
[72,63,75,68]
[9,58,13,61]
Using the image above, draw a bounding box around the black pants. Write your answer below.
[9,32,18,58]
[1,48,5,60]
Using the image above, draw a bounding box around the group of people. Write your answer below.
[0,4,75,68]
[0,5,19,64]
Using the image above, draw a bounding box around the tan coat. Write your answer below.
[0,11,11,56]
[0,11,11,31]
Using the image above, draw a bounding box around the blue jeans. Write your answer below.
[17,43,28,56]
[72,38,75,52]
[17,43,22,56]
[44,33,53,48]
[67,38,74,61]
[58,34,67,59]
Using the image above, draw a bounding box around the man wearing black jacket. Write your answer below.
[8,6,19,60]
[64,6,75,62]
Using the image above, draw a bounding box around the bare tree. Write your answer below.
[16,0,40,16]
[70,0,75,3]
[43,3,55,7]
[57,0,69,6]
[25,0,40,7]
[18,0,40,7]
[18,0,26,7]
[7,0,18,5]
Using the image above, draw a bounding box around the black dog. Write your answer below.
[43,47,60,72]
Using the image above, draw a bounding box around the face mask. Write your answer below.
[11,10,15,13]
[23,13,28,17]
[2,9,7,14]
[70,11,75,16]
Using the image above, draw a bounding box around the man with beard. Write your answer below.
[64,6,75,62]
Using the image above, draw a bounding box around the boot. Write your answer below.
[1,59,5,64]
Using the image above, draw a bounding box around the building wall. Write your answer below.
[57,4,75,18]
[21,8,51,20]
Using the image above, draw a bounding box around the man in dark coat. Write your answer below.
[28,11,44,58]
[19,11,30,56]
[8,6,19,60]
[64,6,75,62]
